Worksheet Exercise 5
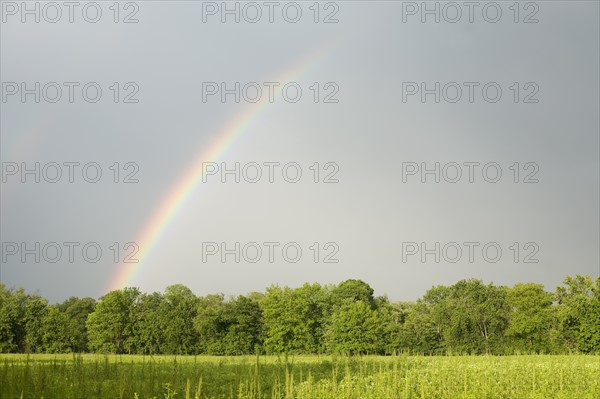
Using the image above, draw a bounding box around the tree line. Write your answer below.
[0,275,598,355]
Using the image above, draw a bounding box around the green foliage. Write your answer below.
[41,306,70,353]
[506,283,555,352]
[195,293,227,354]
[59,296,96,352]
[401,302,446,354]
[0,285,28,352]
[194,294,263,355]
[330,279,375,309]
[261,285,309,354]
[23,296,49,353]
[219,295,263,355]
[372,298,406,354]
[399,280,511,355]
[443,280,510,354]
[86,288,141,353]
[578,277,600,353]
[1,275,599,356]
[326,301,383,354]
[159,285,199,355]
[555,275,596,352]
[134,292,165,355]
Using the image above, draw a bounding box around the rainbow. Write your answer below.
[108,43,332,292]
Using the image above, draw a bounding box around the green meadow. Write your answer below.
[1,354,598,399]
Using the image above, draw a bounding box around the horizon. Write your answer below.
[2,273,596,305]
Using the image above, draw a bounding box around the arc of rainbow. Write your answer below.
[108,43,332,292]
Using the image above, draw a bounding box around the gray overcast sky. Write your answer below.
[1,1,599,303]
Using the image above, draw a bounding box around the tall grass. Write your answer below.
[1,354,598,399]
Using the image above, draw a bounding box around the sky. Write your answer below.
[1,0,599,303]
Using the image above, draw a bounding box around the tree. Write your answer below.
[506,283,554,353]
[331,279,375,309]
[374,297,407,354]
[260,286,302,354]
[195,294,227,354]
[59,297,96,352]
[23,295,48,353]
[261,285,314,354]
[158,285,198,354]
[443,280,510,354]
[220,295,263,355]
[293,283,330,353]
[400,301,446,354]
[134,292,164,354]
[577,277,600,353]
[41,306,70,353]
[0,285,27,352]
[2,275,597,356]
[327,301,383,354]
[555,275,595,351]
[86,288,140,353]
[421,285,451,350]
[194,294,263,355]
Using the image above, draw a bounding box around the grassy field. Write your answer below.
[1,353,598,399]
